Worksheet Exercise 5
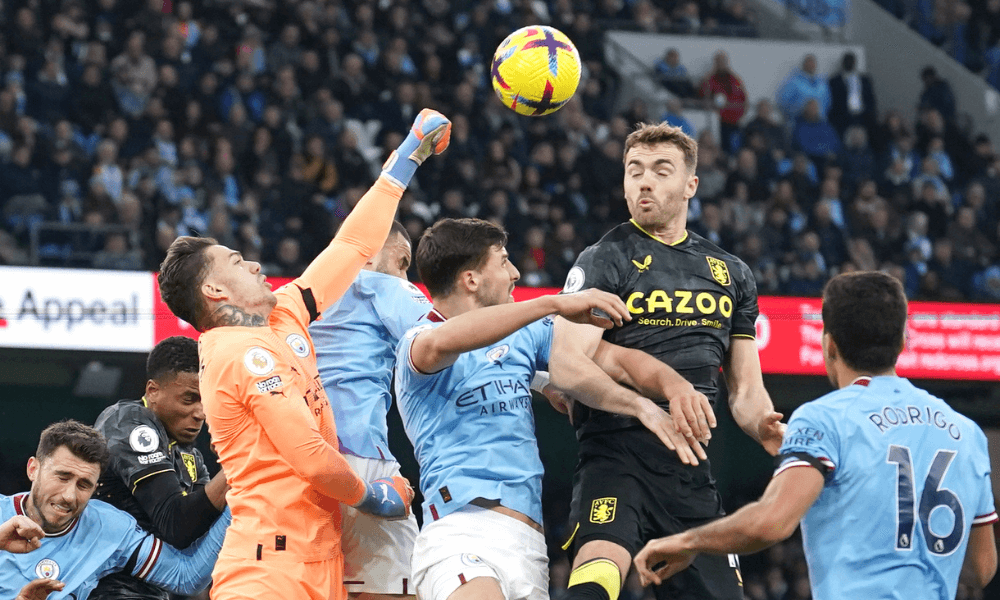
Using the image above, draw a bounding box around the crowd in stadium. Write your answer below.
[0,0,998,302]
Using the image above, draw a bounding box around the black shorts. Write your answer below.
[565,428,743,600]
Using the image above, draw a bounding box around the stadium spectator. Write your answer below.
[828,52,878,138]
[655,48,697,98]
[699,50,747,152]
[777,54,832,121]
[918,66,957,123]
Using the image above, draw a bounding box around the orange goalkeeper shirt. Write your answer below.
[199,177,403,563]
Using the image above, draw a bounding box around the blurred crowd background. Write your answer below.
[0,1,998,598]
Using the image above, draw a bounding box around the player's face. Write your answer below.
[623,143,698,230]
[147,371,204,445]
[474,245,519,307]
[202,244,276,314]
[369,232,412,279]
[26,446,100,534]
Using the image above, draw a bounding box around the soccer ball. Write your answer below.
[490,25,582,117]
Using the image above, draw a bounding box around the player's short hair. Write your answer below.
[389,219,410,244]
[147,336,199,382]
[36,420,110,470]
[417,218,507,299]
[624,122,698,173]
[822,271,908,372]
[158,236,218,332]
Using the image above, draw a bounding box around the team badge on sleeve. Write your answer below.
[244,347,275,375]
[129,425,159,453]
[706,256,731,286]
[589,497,617,524]
[563,266,585,293]
[486,345,510,364]
[401,280,430,302]
[35,558,60,579]
[285,334,310,358]
[404,324,433,340]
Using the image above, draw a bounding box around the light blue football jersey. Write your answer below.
[0,493,230,599]
[310,270,430,460]
[776,376,997,600]
[395,310,552,526]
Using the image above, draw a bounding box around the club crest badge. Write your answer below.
[486,344,510,364]
[181,452,198,482]
[285,334,310,358]
[563,266,585,293]
[589,497,617,524]
[706,256,731,286]
[35,558,59,580]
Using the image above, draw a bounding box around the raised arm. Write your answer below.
[410,289,629,374]
[294,110,451,315]
[724,337,784,455]
[960,523,998,589]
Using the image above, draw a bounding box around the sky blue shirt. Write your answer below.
[0,493,230,599]
[310,270,430,460]
[776,376,996,600]
[395,312,552,525]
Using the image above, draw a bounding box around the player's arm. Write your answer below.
[409,289,629,374]
[128,508,231,596]
[0,515,44,553]
[960,523,997,588]
[132,469,225,549]
[15,579,64,600]
[633,467,824,586]
[290,110,450,318]
[591,339,717,442]
[549,318,707,465]
[724,337,784,455]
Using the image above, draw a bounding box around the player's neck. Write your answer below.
[632,217,687,246]
[431,295,478,320]
[204,304,269,329]
[834,365,897,389]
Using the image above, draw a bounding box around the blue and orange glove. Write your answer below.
[381,108,451,189]
[352,476,415,520]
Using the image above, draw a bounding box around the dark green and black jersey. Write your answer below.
[564,220,758,437]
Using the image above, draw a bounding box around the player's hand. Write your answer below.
[353,476,415,521]
[665,383,716,445]
[15,578,64,600]
[757,411,785,456]
[553,289,630,329]
[635,398,706,466]
[0,515,44,553]
[381,108,452,189]
[633,535,697,587]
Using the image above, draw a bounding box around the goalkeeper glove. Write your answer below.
[381,109,451,189]
[352,476,415,520]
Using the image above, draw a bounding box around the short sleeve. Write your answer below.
[525,317,554,372]
[397,323,437,376]
[100,408,175,492]
[731,259,758,338]
[372,278,431,341]
[973,427,999,526]
[775,402,841,482]
[563,243,624,296]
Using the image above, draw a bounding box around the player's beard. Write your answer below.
[30,493,77,533]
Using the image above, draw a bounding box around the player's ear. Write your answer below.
[145,378,158,401]
[684,173,699,200]
[822,331,838,361]
[201,278,228,303]
[460,269,479,293]
[27,456,39,482]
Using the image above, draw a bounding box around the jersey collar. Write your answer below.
[850,376,872,387]
[629,219,688,247]
[15,493,79,537]
[426,308,447,322]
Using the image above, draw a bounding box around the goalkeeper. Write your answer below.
[157,110,451,600]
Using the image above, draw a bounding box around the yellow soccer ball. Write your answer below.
[490,25,582,117]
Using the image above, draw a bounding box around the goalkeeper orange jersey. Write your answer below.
[199,177,403,564]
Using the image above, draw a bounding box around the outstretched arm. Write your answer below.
[410,289,629,374]
[140,508,231,596]
[633,467,823,586]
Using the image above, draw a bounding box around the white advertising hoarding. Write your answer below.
[0,267,154,352]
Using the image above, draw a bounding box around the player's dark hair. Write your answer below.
[36,420,110,470]
[624,122,698,173]
[389,219,410,244]
[158,236,217,332]
[416,218,507,299]
[147,336,199,381]
[822,271,908,372]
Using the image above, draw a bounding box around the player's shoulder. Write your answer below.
[790,384,867,422]
[95,399,155,433]
[582,222,641,256]
[362,271,429,301]
[81,498,141,535]
[199,327,277,359]
[686,231,751,271]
